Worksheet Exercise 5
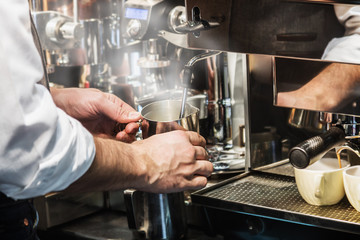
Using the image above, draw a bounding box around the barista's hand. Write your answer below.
[132,130,213,193]
[66,130,213,194]
[51,87,141,142]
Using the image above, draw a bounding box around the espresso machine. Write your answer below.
[121,0,234,148]
[171,0,360,239]
[28,0,236,237]
[29,0,360,239]
[30,0,235,144]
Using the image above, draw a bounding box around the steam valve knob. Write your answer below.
[59,21,84,40]
[126,19,141,38]
[46,17,84,42]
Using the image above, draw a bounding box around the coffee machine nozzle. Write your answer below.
[289,126,346,169]
[289,114,360,169]
[179,51,221,118]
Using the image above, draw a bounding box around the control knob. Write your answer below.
[126,19,142,38]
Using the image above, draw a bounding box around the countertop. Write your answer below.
[37,209,225,240]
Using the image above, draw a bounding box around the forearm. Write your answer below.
[277,63,360,111]
[65,136,145,193]
[65,130,212,194]
[305,63,360,110]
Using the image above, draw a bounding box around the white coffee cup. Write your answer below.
[294,157,349,206]
[343,166,360,212]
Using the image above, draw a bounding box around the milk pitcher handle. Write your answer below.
[123,189,144,232]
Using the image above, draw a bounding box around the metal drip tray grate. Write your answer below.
[192,170,360,234]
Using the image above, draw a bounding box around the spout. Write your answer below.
[179,51,221,119]
[181,51,222,90]
[336,142,360,159]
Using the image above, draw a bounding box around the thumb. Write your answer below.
[97,96,142,123]
[125,111,142,121]
[115,106,141,123]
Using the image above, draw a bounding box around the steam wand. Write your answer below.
[179,51,221,118]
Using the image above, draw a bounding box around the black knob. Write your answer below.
[289,127,346,169]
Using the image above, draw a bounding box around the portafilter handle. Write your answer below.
[289,126,346,169]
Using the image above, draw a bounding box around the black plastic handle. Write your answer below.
[289,127,346,169]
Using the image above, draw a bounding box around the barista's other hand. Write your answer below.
[51,87,141,142]
[132,130,213,193]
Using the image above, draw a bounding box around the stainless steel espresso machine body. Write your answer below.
[121,0,184,105]
[121,0,234,148]
[29,0,360,238]
[179,0,360,239]
[28,0,236,236]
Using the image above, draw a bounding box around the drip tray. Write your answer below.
[191,169,360,235]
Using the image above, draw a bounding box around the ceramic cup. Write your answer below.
[294,157,349,206]
[343,166,360,212]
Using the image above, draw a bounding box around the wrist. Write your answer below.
[66,137,146,192]
[127,141,150,190]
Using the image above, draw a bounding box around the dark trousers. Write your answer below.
[0,193,39,240]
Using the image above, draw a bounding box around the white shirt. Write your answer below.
[322,5,360,63]
[0,1,95,200]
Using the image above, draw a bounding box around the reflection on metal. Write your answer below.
[250,127,282,168]
[184,0,360,64]
[274,57,360,116]
[286,109,329,134]
[33,192,104,230]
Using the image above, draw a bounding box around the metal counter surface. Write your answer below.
[191,160,360,236]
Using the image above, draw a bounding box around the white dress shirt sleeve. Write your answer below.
[322,5,360,63]
[0,1,95,200]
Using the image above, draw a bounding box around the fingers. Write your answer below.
[194,146,208,160]
[181,160,213,191]
[186,131,206,147]
[187,148,213,186]
[182,175,209,191]
[115,131,137,143]
[102,93,142,123]
[115,101,142,122]
[193,160,213,177]
[124,122,141,134]
[113,122,140,143]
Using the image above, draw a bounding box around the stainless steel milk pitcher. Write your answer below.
[125,100,199,240]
